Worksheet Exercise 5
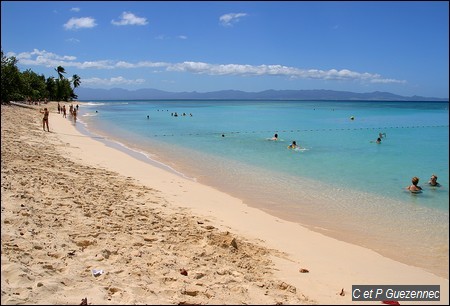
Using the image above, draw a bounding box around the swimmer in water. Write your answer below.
[270,133,278,141]
[288,140,298,149]
[407,176,422,193]
[428,174,441,187]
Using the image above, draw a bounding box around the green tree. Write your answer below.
[70,74,81,100]
[72,74,81,89]
[56,78,73,101]
[0,50,81,103]
[21,69,47,101]
[55,65,66,80]
[46,77,57,100]
[1,50,23,103]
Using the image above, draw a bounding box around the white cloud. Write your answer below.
[82,76,145,86]
[370,78,406,84]
[11,49,406,84]
[116,61,169,68]
[15,49,76,61]
[64,17,97,30]
[66,38,80,43]
[219,13,247,27]
[78,61,114,69]
[111,12,148,26]
[166,62,405,84]
[70,7,80,12]
[178,35,188,40]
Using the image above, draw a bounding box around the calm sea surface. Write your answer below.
[74,100,449,278]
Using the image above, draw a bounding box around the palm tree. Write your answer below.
[71,74,81,89]
[55,66,66,80]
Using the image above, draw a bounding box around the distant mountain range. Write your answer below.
[76,87,448,102]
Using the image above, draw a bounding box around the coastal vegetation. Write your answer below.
[1,50,81,104]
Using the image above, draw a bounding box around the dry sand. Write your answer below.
[1,102,448,305]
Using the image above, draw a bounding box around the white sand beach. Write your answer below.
[1,102,448,305]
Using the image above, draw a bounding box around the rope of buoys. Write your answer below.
[149,125,448,137]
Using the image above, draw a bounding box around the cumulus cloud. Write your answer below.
[111,12,148,26]
[64,17,97,30]
[165,62,404,83]
[219,13,247,26]
[9,49,405,84]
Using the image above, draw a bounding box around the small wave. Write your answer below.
[82,112,98,117]
[82,102,129,107]
[112,140,196,181]
[83,102,106,106]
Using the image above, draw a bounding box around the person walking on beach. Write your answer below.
[62,105,67,118]
[40,107,50,132]
[407,176,422,193]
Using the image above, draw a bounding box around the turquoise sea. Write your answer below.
[75,100,449,278]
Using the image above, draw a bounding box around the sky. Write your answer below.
[1,1,449,98]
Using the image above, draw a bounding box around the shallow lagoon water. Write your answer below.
[77,100,449,278]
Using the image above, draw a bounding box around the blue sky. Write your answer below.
[1,1,449,98]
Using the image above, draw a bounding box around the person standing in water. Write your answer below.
[407,176,422,193]
[428,174,441,187]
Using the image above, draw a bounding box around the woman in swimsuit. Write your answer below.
[407,176,422,193]
[40,108,49,132]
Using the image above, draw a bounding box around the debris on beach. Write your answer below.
[299,268,309,273]
[91,269,104,277]
[180,268,188,276]
[80,297,87,305]
[339,288,345,296]
[230,238,238,249]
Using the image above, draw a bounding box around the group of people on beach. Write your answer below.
[40,103,80,132]
[57,102,79,122]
